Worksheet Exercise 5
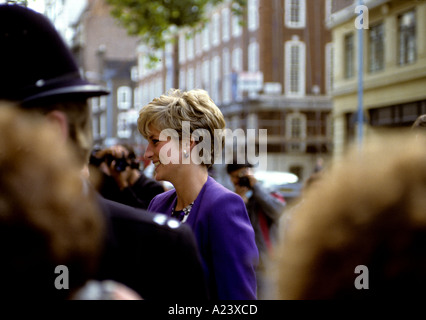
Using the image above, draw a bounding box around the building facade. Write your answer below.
[46,0,141,148]
[328,0,426,158]
[136,0,333,183]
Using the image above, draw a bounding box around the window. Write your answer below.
[369,22,384,72]
[187,67,195,91]
[180,68,186,90]
[325,42,334,94]
[248,40,259,72]
[222,7,230,42]
[232,47,243,101]
[232,14,242,38]
[131,66,139,82]
[117,112,131,139]
[187,36,194,61]
[398,10,416,65]
[92,116,99,139]
[286,113,307,152]
[202,23,210,52]
[195,32,202,57]
[344,33,354,79]
[285,40,306,97]
[195,62,202,88]
[99,113,106,138]
[212,56,221,103]
[212,13,220,46]
[202,59,210,92]
[179,34,186,64]
[285,0,306,29]
[222,48,231,104]
[117,86,132,110]
[248,0,259,31]
[91,97,99,113]
[232,47,243,72]
[134,87,141,110]
[99,96,107,110]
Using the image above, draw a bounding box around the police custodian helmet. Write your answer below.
[0,4,109,106]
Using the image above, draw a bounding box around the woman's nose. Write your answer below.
[144,144,153,160]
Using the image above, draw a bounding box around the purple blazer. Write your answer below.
[148,176,258,300]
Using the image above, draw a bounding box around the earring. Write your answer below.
[183,150,189,158]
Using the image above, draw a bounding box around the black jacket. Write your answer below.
[98,171,165,210]
[95,196,209,301]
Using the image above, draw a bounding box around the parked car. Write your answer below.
[254,170,303,203]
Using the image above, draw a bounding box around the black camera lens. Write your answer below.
[114,158,129,172]
[238,176,251,188]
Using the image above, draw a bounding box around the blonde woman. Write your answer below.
[138,89,258,300]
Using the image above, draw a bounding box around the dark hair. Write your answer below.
[412,114,426,130]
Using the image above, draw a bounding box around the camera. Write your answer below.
[89,150,130,172]
[104,154,129,172]
[238,176,251,188]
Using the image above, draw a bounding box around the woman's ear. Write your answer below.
[45,110,69,143]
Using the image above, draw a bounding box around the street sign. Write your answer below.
[237,71,263,92]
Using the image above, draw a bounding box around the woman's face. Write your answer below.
[144,125,182,182]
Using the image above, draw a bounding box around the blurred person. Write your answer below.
[0,3,207,300]
[412,114,426,139]
[89,144,165,209]
[226,161,285,299]
[138,88,258,300]
[0,104,142,300]
[268,132,426,299]
[0,104,103,299]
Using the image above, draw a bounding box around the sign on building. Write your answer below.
[237,71,264,92]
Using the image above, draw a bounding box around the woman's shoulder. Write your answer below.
[149,188,176,210]
[203,177,244,203]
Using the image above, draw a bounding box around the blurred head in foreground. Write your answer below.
[270,132,426,299]
[0,104,104,299]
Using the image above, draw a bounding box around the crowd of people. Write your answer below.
[2,3,426,301]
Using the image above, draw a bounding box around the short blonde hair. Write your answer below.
[138,89,226,168]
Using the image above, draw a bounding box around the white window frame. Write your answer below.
[187,67,195,91]
[232,47,243,72]
[248,40,259,72]
[232,14,242,38]
[285,40,306,97]
[248,0,259,31]
[117,86,132,110]
[202,23,210,52]
[212,55,221,104]
[180,68,186,90]
[202,59,210,93]
[99,113,107,138]
[285,0,306,29]
[117,112,132,139]
[212,13,220,46]
[286,113,307,152]
[325,42,334,94]
[91,97,99,113]
[222,7,230,42]
[179,34,186,64]
[222,48,231,104]
[92,116,99,139]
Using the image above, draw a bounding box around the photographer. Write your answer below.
[90,144,165,210]
[226,162,286,299]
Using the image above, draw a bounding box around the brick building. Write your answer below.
[136,0,333,183]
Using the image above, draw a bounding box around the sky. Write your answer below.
[27,0,45,13]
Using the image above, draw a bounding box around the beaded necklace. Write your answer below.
[171,202,194,223]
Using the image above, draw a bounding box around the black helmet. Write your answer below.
[0,4,109,106]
